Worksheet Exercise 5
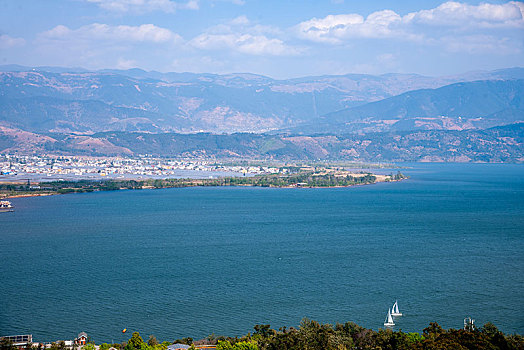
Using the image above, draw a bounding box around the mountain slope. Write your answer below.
[326,79,524,121]
[283,79,524,134]
[1,67,523,134]
[1,123,521,162]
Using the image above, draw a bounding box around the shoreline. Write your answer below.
[3,193,56,199]
[1,175,407,200]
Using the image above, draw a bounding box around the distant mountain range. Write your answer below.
[0,65,522,162]
[1,65,523,134]
[289,79,524,134]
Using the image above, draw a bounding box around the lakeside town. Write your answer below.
[0,154,282,181]
[0,333,212,350]
[0,153,404,200]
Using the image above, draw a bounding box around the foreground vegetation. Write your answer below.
[2,319,521,350]
[193,320,522,350]
[115,321,524,350]
[0,171,406,199]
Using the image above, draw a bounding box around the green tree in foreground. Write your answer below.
[126,332,144,350]
[99,343,111,350]
[70,320,523,350]
[216,340,258,350]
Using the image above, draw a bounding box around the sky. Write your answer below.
[0,0,523,78]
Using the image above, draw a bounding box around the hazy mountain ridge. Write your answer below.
[1,66,523,134]
[326,79,524,121]
[288,79,524,134]
[0,70,353,133]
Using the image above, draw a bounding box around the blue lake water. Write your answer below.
[1,163,523,343]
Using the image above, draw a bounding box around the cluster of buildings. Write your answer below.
[1,333,88,349]
[0,154,281,180]
[0,334,217,350]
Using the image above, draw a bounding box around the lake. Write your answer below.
[1,163,523,343]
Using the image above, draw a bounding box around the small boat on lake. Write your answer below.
[384,308,395,327]
[391,300,402,317]
[0,200,14,212]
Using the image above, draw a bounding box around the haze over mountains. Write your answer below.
[293,79,524,134]
[0,65,522,162]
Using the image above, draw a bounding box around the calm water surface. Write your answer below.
[1,163,523,342]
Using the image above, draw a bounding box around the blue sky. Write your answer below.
[0,0,523,78]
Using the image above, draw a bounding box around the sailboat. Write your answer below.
[384,308,395,326]
[391,300,402,317]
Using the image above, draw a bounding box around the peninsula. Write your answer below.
[0,167,406,199]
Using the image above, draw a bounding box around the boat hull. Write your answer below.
[391,313,402,316]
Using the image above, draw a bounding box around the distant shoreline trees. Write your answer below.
[1,171,405,199]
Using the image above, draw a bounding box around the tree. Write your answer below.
[57,341,67,350]
[216,341,258,350]
[481,323,510,349]
[406,332,424,344]
[126,333,144,350]
[216,341,233,350]
[147,336,158,347]
[298,318,334,350]
[263,329,300,350]
[99,344,111,350]
[253,325,273,339]
[232,341,258,350]
[172,338,192,346]
[423,322,445,338]
[0,338,16,350]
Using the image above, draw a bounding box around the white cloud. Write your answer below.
[297,14,363,43]
[40,23,182,44]
[191,33,296,56]
[296,11,408,43]
[406,1,524,28]
[191,16,298,56]
[0,34,26,49]
[226,16,282,36]
[85,0,199,13]
[230,15,250,26]
[296,1,524,44]
[32,23,184,70]
[211,0,245,6]
[184,0,199,10]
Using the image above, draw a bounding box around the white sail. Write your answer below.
[391,301,402,316]
[384,308,395,326]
